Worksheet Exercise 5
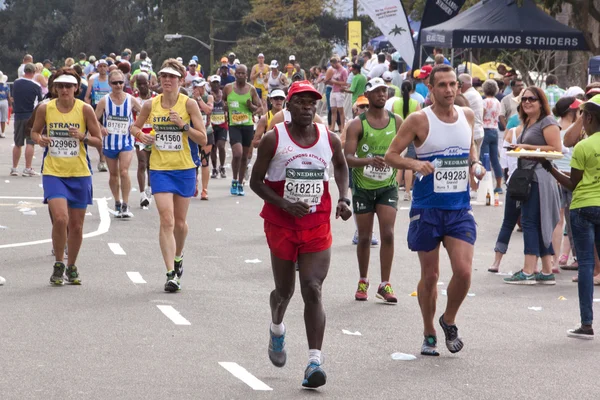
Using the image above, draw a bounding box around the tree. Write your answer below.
[540,0,600,54]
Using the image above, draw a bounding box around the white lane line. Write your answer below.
[126,272,146,284]
[108,242,126,255]
[157,305,191,325]
[218,362,273,391]
[0,197,111,249]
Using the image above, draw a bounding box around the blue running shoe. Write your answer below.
[268,329,286,367]
[230,180,238,196]
[302,362,327,388]
[237,184,246,196]
[352,230,358,245]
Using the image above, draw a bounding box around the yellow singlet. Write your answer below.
[43,99,91,177]
[149,93,195,171]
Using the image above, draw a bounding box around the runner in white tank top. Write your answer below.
[384,65,486,357]
[250,80,351,389]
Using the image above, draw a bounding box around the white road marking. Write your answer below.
[126,272,146,284]
[218,362,273,391]
[0,197,111,249]
[108,243,126,255]
[157,305,191,325]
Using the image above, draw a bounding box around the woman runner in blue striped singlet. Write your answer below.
[95,69,142,218]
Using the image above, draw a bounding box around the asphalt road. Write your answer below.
[0,121,597,400]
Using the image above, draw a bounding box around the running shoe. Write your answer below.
[352,231,359,245]
[211,168,218,179]
[535,272,556,285]
[9,168,18,176]
[421,335,440,356]
[121,203,133,218]
[114,202,122,218]
[237,184,245,196]
[503,270,536,285]
[567,326,594,340]
[164,270,180,292]
[0,132,5,138]
[22,168,39,177]
[174,256,184,279]
[493,187,503,194]
[65,265,81,285]
[302,362,327,389]
[376,283,398,303]
[355,279,369,301]
[140,192,150,208]
[201,188,208,200]
[439,314,464,353]
[230,180,238,195]
[403,192,411,202]
[220,166,226,178]
[268,328,287,367]
[371,236,379,246]
[97,161,108,172]
[50,262,65,286]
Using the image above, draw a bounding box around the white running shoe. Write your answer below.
[9,168,18,176]
[22,168,40,177]
[140,192,150,208]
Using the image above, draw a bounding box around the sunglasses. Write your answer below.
[110,81,124,85]
[521,96,538,104]
[358,105,369,109]
[55,83,76,89]
[271,97,285,101]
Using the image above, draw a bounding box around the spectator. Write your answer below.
[345,62,367,112]
[65,57,75,68]
[367,53,388,79]
[459,74,484,153]
[434,54,445,65]
[0,72,11,138]
[481,79,503,193]
[432,48,451,65]
[500,78,524,130]
[11,63,42,176]
[545,74,566,113]
[414,65,431,100]
[18,54,33,78]
[389,60,402,89]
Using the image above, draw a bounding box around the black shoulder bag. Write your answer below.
[506,122,538,201]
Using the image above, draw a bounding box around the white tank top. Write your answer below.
[283,109,291,123]
[268,71,285,92]
[413,105,472,210]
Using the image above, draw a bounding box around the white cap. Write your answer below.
[176,57,183,63]
[140,62,150,72]
[258,53,265,58]
[269,89,286,99]
[97,59,108,65]
[289,55,296,61]
[365,77,387,92]
[158,67,182,77]
[54,74,79,84]
[192,78,207,87]
[208,75,221,83]
[382,71,393,82]
[189,60,197,66]
[228,52,236,57]
[234,59,240,65]
[269,60,279,69]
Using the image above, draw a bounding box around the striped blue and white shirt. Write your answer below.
[103,94,134,151]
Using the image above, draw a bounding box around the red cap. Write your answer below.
[286,80,322,101]
[586,87,600,96]
[569,98,583,109]
[418,65,433,79]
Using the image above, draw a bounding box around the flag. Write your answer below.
[348,21,362,57]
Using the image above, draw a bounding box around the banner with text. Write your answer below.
[413,0,466,70]
[348,21,362,57]
[359,0,414,67]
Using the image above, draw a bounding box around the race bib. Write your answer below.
[433,158,469,193]
[49,129,80,158]
[211,112,225,125]
[284,168,324,206]
[364,156,393,181]
[231,111,250,125]
[154,124,183,151]
[106,115,130,136]
[93,90,109,105]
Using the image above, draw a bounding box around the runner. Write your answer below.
[30,68,103,285]
[85,59,111,172]
[208,75,228,179]
[133,73,156,208]
[191,78,214,200]
[267,60,288,93]
[250,80,351,388]
[250,53,269,113]
[184,60,201,94]
[130,59,207,292]
[384,64,486,355]
[223,64,262,196]
[344,78,402,303]
[95,70,141,218]
[252,89,285,148]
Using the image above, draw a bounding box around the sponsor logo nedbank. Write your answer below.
[286,168,324,179]
[440,158,468,167]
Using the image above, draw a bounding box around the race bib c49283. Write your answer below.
[153,124,183,152]
[284,168,324,205]
[433,158,468,193]
[49,129,80,158]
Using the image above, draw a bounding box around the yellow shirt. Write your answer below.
[149,94,195,171]
[43,99,91,177]
[252,64,269,90]
[570,132,600,210]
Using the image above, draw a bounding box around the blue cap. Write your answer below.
[192,55,198,61]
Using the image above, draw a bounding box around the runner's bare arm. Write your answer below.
[252,116,267,148]
[94,97,105,120]
[84,78,93,104]
[31,104,50,147]
[197,94,213,115]
[384,111,433,174]
[250,130,310,218]
[185,98,208,146]
[250,66,259,81]
[329,131,352,220]
[222,85,231,111]
[83,104,103,150]
[131,101,154,145]
[344,118,384,168]
[131,97,142,114]
[248,87,262,114]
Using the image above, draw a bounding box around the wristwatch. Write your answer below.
[469,160,483,167]
[339,197,351,206]
[181,123,190,132]
[83,132,89,145]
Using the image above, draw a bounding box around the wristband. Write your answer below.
[469,160,483,167]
